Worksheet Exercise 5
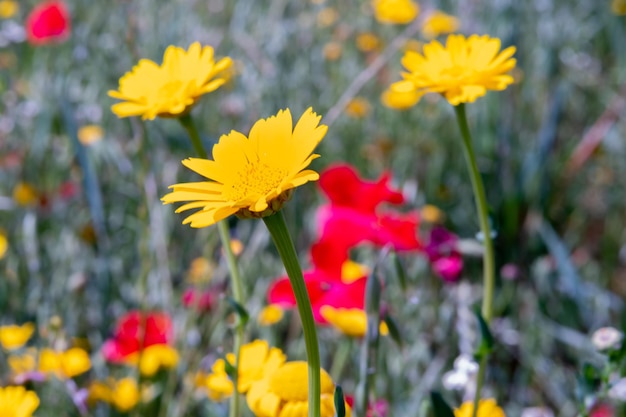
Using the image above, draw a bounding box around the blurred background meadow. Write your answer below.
[2,0,626,416]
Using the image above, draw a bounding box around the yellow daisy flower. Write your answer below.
[108,42,232,120]
[128,344,179,377]
[0,1,18,19]
[88,378,141,412]
[246,361,350,417]
[392,34,516,106]
[381,87,423,110]
[12,182,38,206]
[206,340,286,400]
[38,347,91,379]
[455,399,506,417]
[77,125,104,146]
[162,108,327,228]
[319,306,389,338]
[372,0,419,24]
[258,305,284,326]
[356,32,382,52]
[422,11,460,39]
[612,0,626,15]
[0,386,39,417]
[0,230,7,260]
[345,97,372,118]
[0,323,35,350]
[111,378,141,412]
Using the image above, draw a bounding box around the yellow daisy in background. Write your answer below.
[0,1,18,19]
[246,361,350,417]
[345,97,371,118]
[612,0,626,15]
[0,323,35,350]
[162,108,327,228]
[323,42,343,61]
[356,32,382,53]
[0,231,9,259]
[421,11,460,39]
[89,377,141,412]
[455,399,506,417]
[372,0,419,24]
[319,306,389,338]
[392,34,516,106]
[381,87,423,110]
[126,344,179,377]
[77,125,104,146]
[258,305,284,326]
[108,42,232,120]
[0,386,39,417]
[38,347,91,379]
[12,182,38,206]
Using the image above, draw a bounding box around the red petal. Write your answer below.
[319,164,404,214]
[26,1,71,45]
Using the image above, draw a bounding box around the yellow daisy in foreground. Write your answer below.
[205,340,286,401]
[108,42,232,120]
[392,34,516,106]
[246,361,350,417]
[372,0,419,24]
[455,399,506,417]
[0,386,39,417]
[162,108,327,228]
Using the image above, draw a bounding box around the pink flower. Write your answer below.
[590,403,614,417]
[182,288,216,312]
[26,1,71,45]
[425,227,464,282]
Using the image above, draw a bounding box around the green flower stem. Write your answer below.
[178,114,245,417]
[263,212,321,417]
[453,104,495,417]
[179,113,208,159]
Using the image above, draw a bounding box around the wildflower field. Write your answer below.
[1,0,626,416]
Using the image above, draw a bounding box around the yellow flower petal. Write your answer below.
[372,0,419,24]
[422,11,460,39]
[112,378,140,412]
[455,398,506,417]
[0,386,39,417]
[258,305,284,326]
[0,323,34,350]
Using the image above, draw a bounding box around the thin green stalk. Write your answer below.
[178,114,246,417]
[263,212,321,417]
[179,113,208,159]
[453,104,495,417]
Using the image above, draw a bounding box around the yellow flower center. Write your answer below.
[158,80,185,101]
[269,362,334,401]
[224,162,286,203]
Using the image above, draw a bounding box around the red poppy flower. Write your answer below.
[316,164,421,252]
[25,1,71,45]
[319,164,404,214]
[268,273,367,323]
[102,311,173,363]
